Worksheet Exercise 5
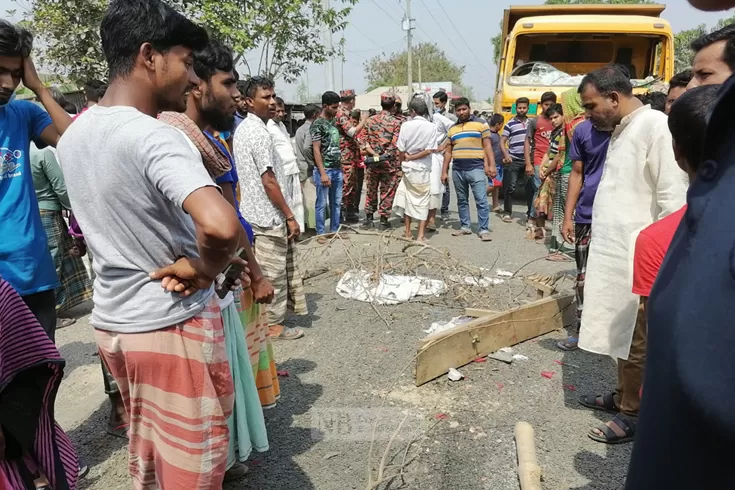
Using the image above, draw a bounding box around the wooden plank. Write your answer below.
[464,307,499,318]
[415,294,575,386]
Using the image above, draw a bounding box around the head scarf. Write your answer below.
[158,112,232,179]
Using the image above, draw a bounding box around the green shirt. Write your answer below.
[309,116,342,169]
[30,144,71,211]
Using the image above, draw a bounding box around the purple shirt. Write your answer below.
[568,120,611,224]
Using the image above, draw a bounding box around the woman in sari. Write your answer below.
[0,278,79,490]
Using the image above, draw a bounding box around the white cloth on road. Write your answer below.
[579,105,688,360]
[336,270,446,305]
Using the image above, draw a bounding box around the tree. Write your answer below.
[295,79,322,103]
[16,0,355,84]
[363,42,465,91]
[491,0,650,64]
[673,14,735,73]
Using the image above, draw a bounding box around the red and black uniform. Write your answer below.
[363,110,401,219]
[335,106,363,220]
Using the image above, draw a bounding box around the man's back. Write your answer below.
[294,120,314,166]
[397,116,437,170]
[58,105,215,333]
[364,111,399,158]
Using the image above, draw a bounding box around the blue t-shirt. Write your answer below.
[0,100,58,296]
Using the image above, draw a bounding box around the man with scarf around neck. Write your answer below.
[159,38,273,482]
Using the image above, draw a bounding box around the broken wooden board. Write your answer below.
[415,293,575,386]
[464,307,499,318]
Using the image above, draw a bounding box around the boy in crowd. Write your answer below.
[59,0,243,487]
[500,97,530,223]
[524,91,558,238]
[487,114,505,212]
[311,91,344,241]
[0,20,73,341]
[665,69,693,114]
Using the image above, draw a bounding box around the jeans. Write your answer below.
[452,167,491,234]
[441,183,451,215]
[528,164,542,219]
[314,168,344,235]
[22,290,56,343]
[503,157,536,217]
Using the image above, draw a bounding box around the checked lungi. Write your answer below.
[251,223,308,326]
[95,297,234,490]
[40,209,92,313]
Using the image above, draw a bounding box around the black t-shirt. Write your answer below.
[625,76,735,489]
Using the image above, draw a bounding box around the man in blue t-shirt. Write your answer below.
[0,20,73,341]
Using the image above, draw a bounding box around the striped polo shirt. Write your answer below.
[501,116,528,159]
[448,115,491,171]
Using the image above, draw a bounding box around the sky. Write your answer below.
[3,0,733,101]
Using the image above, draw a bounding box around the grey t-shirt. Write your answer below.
[57,105,217,333]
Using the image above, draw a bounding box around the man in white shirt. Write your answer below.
[576,66,687,444]
[268,96,304,232]
[234,77,307,341]
[393,97,438,241]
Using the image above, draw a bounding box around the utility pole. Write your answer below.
[324,0,335,91]
[418,58,422,91]
[403,0,414,92]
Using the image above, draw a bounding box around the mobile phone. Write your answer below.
[217,247,247,299]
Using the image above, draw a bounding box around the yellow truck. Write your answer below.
[493,4,674,121]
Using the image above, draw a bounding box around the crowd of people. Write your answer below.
[1,0,735,488]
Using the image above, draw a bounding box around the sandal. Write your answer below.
[106,423,129,439]
[452,229,473,236]
[588,413,636,445]
[546,252,573,262]
[56,317,76,329]
[502,215,512,223]
[479,232,492,242]
[557,337,579,351]
[578,393,620,413]
[269,325,305,341]
[425,221,437,232]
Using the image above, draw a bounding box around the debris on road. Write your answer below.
[336,269,445,305]
[323,452,341,460]
[422,316,473,337]
[488,350,513,364]
[513,354,530,361]
[515,421,543,490]
[447,368,465,381]
[496,269,514,278]
[564,384,578,392]
[541,371,555,379]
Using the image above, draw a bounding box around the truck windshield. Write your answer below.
[507,34,667,86]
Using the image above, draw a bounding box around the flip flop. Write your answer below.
[479,232,493,242]
[502,215,513,223]
[452,229,473,236]
[546,252,573,262]
[269,325,305,341]
[557,337,579,351]
[106,423,129,439]
[57,317,76,329]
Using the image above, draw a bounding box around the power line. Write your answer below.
[433,0,494,79]
[369,0,404,29]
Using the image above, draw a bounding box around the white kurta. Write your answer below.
[430,113,454,209]
[578,105,688,360]
[268,120,305,232]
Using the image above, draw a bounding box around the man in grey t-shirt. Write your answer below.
[57,1,242,486]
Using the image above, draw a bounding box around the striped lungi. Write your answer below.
[550,173,572,253]
[251,223,308,326]
[95,297,234,490]
[236,288,281,409]
[393,166,431,221]
[39,209,92,313]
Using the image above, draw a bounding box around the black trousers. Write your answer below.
[441,183,451,215]
[503,157,535,217]
[22,290,56,343]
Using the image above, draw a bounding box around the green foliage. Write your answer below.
[17,0,356,84]
[674,14,735,73]
[363,42,465,91]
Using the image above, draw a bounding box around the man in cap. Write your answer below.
[392,95,407,125]
[362,92,401,229]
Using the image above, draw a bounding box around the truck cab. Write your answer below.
[494,4,674,122]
